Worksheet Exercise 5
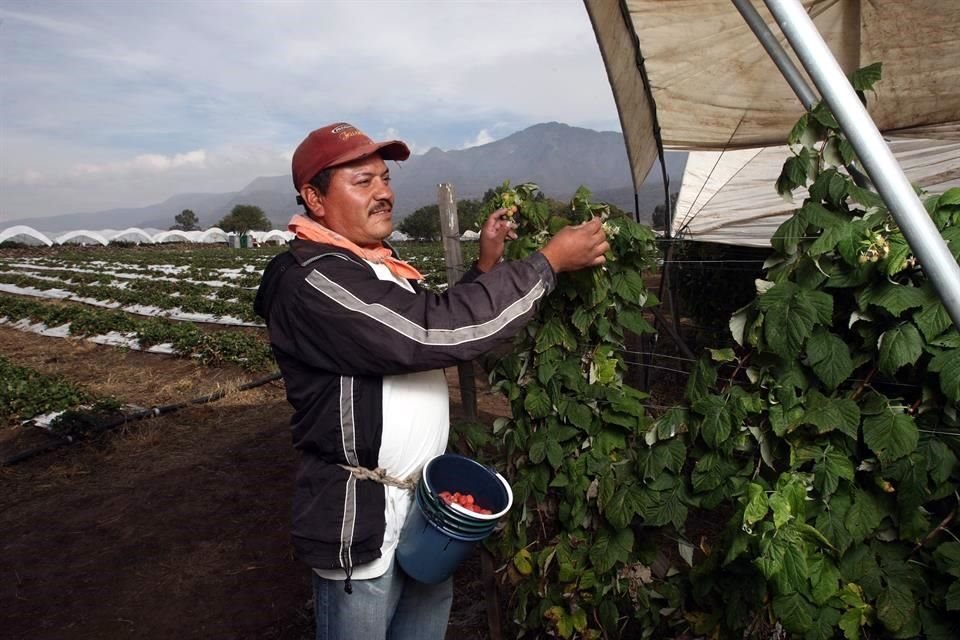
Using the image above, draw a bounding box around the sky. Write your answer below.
[0,0,622,222]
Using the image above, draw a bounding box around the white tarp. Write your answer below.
[674,137,960,246]
[585,0,960,199]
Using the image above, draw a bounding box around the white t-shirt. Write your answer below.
[314,261,450,580]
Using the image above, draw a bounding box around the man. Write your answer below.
[254,122,608,640]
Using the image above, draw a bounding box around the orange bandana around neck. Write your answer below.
[287,214,423,281]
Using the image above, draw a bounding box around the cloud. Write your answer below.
[460,129,496,150]
[0,1,622,220]
[72,150,208,177]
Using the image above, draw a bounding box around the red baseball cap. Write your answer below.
[291,122,410,191]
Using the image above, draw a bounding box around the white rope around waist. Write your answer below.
[337,464,418,491]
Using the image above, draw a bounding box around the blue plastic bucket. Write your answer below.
[422,454,513,521]
[396,454,513,584]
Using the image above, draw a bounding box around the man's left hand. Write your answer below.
[477,208,518,272]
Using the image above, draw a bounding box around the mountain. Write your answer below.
[7,123,686,232]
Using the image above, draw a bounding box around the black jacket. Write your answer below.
[254,238,555,574]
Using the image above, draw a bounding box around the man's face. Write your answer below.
[313,154,394,246]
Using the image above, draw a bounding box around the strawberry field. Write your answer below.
[0,241,495,640]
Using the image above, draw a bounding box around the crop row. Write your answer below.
[0,295,274,370]
[0,354,93,427]
[1,258,266,288]
[3,244,283,270]
[0,271,261,324]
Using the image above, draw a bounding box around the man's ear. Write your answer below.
[299,185,324,219]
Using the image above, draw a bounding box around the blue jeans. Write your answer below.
[313,559,453,640]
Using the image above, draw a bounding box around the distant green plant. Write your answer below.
[0,355,92,426]
[216,204,272,233]
[0,296,273,371]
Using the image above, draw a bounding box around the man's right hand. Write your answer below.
[539,217,610,273]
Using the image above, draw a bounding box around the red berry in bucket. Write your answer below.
[436,490,493,515]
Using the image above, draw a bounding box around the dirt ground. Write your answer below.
[0,324,510,640]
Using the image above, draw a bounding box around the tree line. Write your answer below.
[170,186,631,239]
[170,205,272,234]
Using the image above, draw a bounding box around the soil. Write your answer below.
[0,325,510,640]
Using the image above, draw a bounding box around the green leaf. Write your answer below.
[652,406,689,442]
[708,347,736,363]
[780,536,809,591]
[770,492,793,529]
[947,580,960,611]
[641,485,688,528]
[932,542,960,577]
[847,183,885,209]
[760,284,820,358]
[589,526,633,574]
[523,384,553,419]
[570,306,596,334]
[545,439,564,469]
[595,428,626,454]
[845,490,883,542]
[773,592,814,633]
[610,270,647,304]
[808,223,850,257]
[915,298,952,342]
[604,482,644,529]
[877,582,914,632]
[943,226,960,259]
[814,447,855,497]
[772,213,808,255]
[802,202,848,229]
[619,309,655,335]
[566,402,593,430]
[536,361,557,387]
[883,236,911,276]
[811,102,839,129]
[535,318,577,353]
[862,410,918,463]
[692,394,734,449]
[787,114,809,146]
[806,328,853,389]
[686,357,717,404]
[940,187,960,206]
[858,281,927,316]
[513,548,534,575]
[816,494,852,554]
[877,323,923,374]
[744,482,768,526]
[808,554,841,605]
[839,608,864,640]
[641,439,687,479]
[691,450,737,492]
[850,62,882,91]
[923,440,958,486]
[528,435,546,464]
[805,608,842,640]
[929,348,960,402]
[802,390,860,439]
[839,138,858,166]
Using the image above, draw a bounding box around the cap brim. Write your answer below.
[327,140,410,169]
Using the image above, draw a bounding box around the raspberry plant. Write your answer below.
[485,65,959,639]
[484,185,662,638]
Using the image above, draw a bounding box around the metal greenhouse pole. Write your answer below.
[733,0,874,189]
[731,0,817,109]
[763,0,960,329]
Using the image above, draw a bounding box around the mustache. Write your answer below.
[370,201,392,214]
